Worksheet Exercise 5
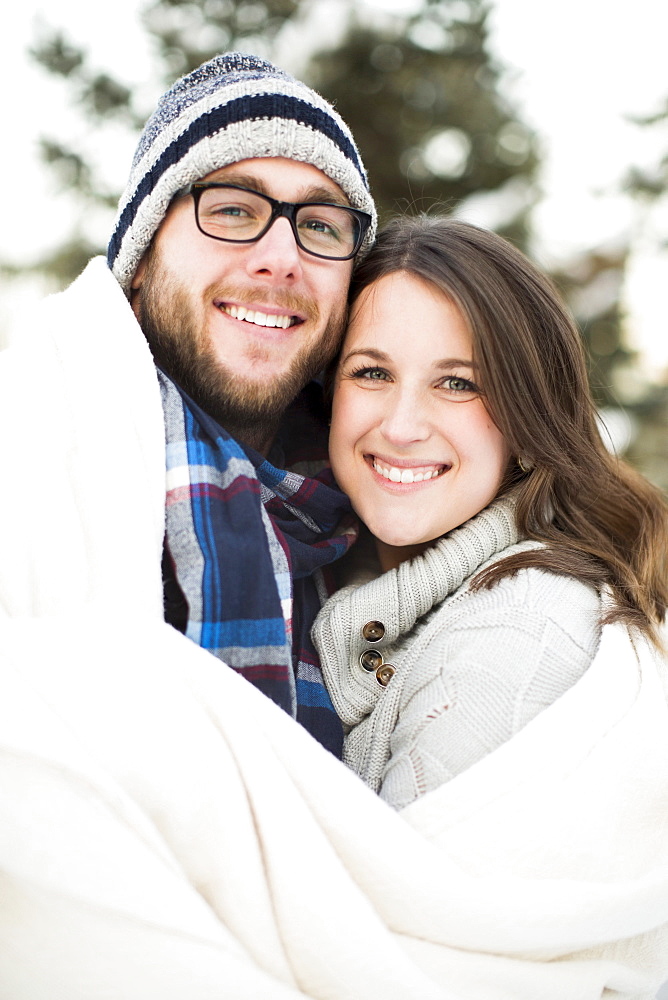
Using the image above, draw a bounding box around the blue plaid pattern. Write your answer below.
[160,371,355,757]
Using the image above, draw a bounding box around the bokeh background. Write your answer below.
[1,0,667,492]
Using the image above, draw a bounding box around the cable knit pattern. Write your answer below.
[312,496,602,808]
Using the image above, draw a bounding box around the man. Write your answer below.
[0,53,376,754]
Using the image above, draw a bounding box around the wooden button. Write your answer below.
[361,620,385,642]
[359,649,383,672]
[375,664,395,687]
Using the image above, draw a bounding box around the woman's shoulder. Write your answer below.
[467,543,601,610]
[425,548,602,660]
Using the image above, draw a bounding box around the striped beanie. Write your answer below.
[108,52,376,293]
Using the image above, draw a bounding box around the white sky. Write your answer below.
[1,0,667,376]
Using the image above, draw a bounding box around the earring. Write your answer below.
[517,455,534,474]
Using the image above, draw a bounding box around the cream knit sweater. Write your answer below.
[312,497,602,809]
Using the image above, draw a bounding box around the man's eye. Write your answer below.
[303,219,331,232]
[300,217,341,240]
[208,204,252,217]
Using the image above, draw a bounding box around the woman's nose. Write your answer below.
[379,390,431,447]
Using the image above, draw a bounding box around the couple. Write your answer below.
[1,53,667,999]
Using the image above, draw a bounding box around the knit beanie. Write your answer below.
[108,52,376,293]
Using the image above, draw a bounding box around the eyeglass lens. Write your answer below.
[195,187,362,258]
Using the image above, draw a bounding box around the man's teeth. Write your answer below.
[222,304,293,329]
[373,461,445,484]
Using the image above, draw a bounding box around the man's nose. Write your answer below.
[244,216,303,283]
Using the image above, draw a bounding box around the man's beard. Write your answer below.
[134,245,347,453]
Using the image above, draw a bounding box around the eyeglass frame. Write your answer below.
[178,182,372,261]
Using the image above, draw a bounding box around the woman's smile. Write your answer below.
[369,456,449,484]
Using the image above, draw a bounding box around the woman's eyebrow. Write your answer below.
[339,347,390,365]
[340,348,478,369]
[435,358,479,370]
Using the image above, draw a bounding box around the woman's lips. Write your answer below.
[371,457,448,484]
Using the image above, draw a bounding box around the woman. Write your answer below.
[313,214,668,810]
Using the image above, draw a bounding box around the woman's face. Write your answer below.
[329,271,511,567]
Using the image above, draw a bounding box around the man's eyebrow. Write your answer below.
[299,185,350,207]
[203,171,350,206]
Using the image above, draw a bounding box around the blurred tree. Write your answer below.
[625,385,668,492]
[549,246,634,409]
[621,99,668,489]
[13,0,539,287]
[143,0,301,79]
[625,97,668,207]
[307,0,538,242]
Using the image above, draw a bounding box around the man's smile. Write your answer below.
[216,301,303,329]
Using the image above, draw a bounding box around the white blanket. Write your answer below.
[1,260,667,999]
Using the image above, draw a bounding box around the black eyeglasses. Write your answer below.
[180,182,372,261]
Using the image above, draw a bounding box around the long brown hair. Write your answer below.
[349,215,668,643]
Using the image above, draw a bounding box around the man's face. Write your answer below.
[131,157,354,453]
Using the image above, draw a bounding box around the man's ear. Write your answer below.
[130,253,148,320]
[131,254,147,291]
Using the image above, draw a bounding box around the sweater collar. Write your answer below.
[312,496,520,725]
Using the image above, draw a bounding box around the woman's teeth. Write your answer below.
[373,460,445,484]
[222,304,293,328]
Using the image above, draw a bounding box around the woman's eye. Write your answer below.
[349,366,391,382]
[439,375,480,398]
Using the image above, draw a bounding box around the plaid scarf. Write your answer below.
[159,370,355,757]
